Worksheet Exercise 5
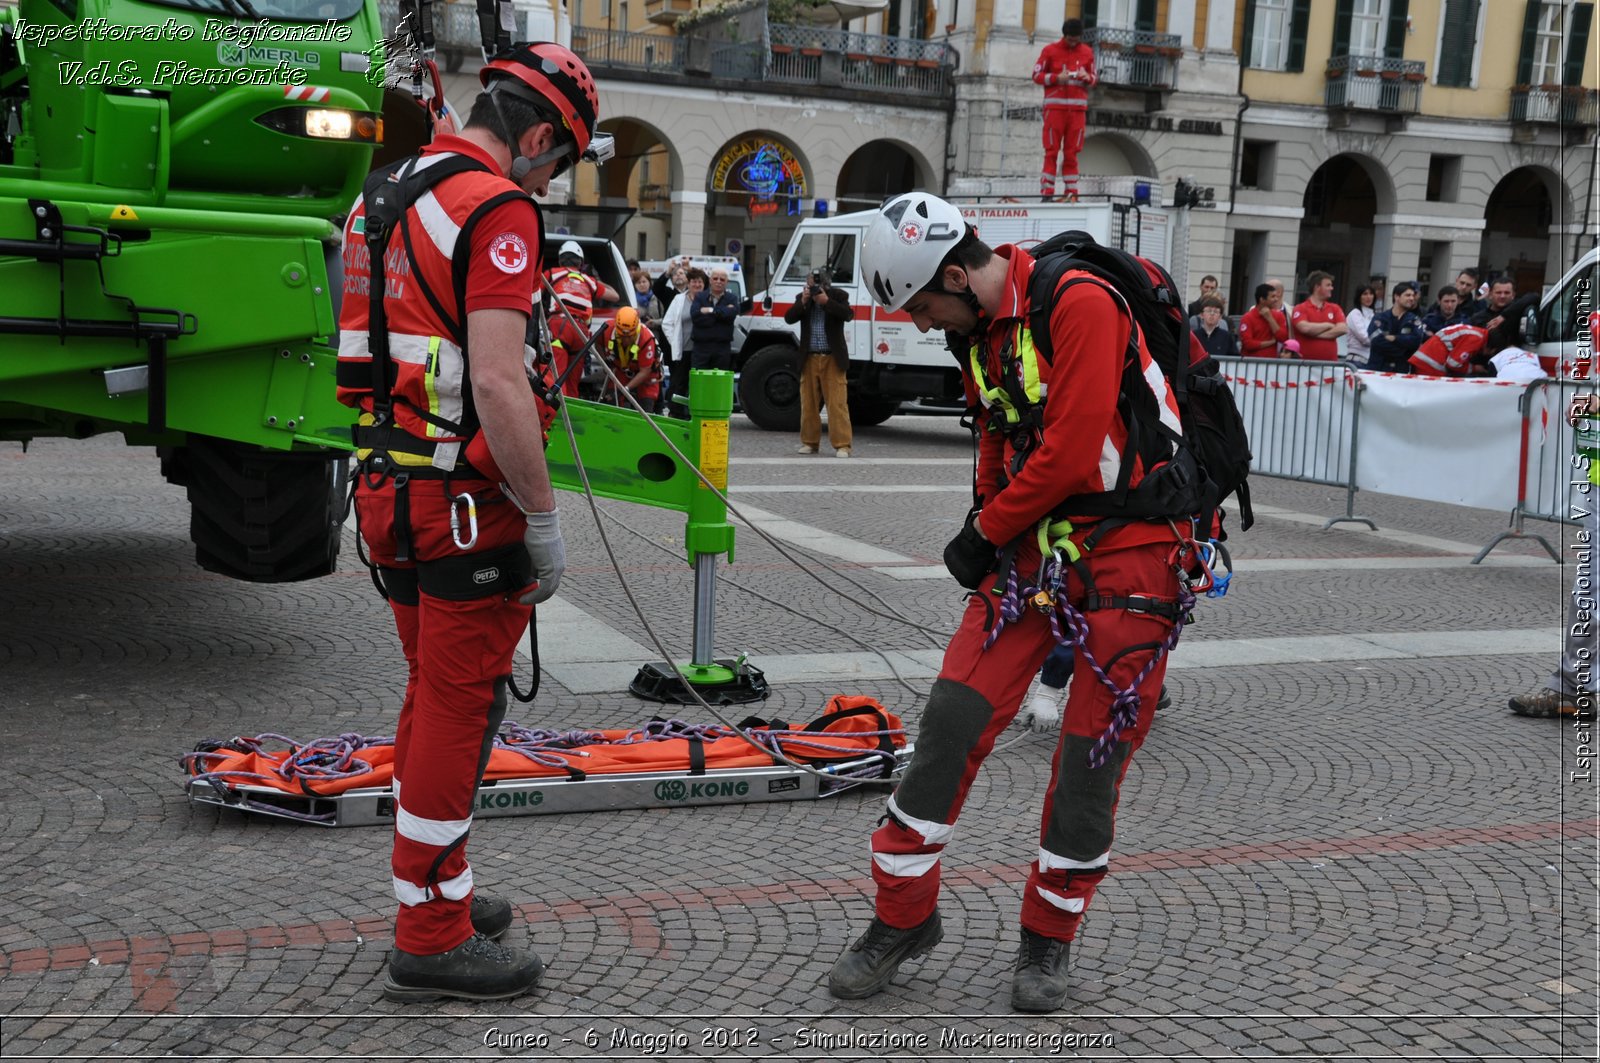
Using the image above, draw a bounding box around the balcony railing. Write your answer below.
[569,27,687,74]
[1324,54,1425,114]
[1511,86,1600,125]
[1082,26,1181,91]
[571,25,957,100]
[768,23,956,96]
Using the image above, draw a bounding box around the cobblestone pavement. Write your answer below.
[1,412,1596,1062]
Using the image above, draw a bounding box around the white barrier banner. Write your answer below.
[1352,372,1526,509]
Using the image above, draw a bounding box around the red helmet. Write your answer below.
[480,42,599,161]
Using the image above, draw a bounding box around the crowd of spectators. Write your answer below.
[1189,267,1544,381]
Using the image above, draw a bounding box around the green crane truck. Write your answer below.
[0,0,414,580]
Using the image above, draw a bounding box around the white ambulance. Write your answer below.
[732,199,1174,430]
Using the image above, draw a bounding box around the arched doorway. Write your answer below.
[835,140,933,215]
[1297,154,1387,304]
[1079,133,1156,180]
[1480,167,1557,293]
[705,131,811,273]
[575,118,678,262]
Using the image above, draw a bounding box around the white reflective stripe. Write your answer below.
[1043,98,1089,107]
[430,335,467,431]
[1097,433,1120,488]
[414,189,462,262]
[392,778,401,802]
[396,804,472,847]
[557,293,594,310]
[340,330,438,366]
[1038,846,1109,871]
[1143,358,1184,437]
[392,875,430,907]
[339,330,372,361]
[392,866,474,907]
[436,866,473,900]
[887,794,956,846]
[872,850,941,878]
[1412,351,1447,372]
[1034,885,1087,913]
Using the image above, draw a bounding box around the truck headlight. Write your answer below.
[257,107,383,143]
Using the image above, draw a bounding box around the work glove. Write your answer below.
[1018,682,1066,733]
[943,511,995,590]
[518,510,566,606]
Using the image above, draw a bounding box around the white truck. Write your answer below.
[732,200,1174,430]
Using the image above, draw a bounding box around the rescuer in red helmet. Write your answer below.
[335,41,602,1004]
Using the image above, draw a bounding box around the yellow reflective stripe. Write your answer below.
[423,336,442,438]
[1015,326,1042,405]
[968,343,1018,424]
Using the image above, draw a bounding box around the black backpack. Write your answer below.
[1025,230,1254,535]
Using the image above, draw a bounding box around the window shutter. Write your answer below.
[1241,0,1257,64]
[1517,0,1542,85]
[1286,0,1312,71]
[1332,0,1354,56]
[1082,0,1098,27]
[1566,3,1594,85]
[1437,0,1481,87]
[1136,0,1157,31]
[1384,0,1410,58]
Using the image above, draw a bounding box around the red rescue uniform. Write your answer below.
[337,134,541,957]
[598,322,661,405]
[545,267,604,397]
[1033,38,1096,198]
[1290,298,1346,362]
[1410,323,1488,376]
[1238,305,1288,357]
[870,246,1182,943]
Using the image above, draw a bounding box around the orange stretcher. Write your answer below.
[183,695,911,827]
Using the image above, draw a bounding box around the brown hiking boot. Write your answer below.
[1509,689,1594,720]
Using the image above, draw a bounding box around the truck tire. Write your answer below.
[847,394,901,427]
[180,436,348,583]
[737,344,802,431]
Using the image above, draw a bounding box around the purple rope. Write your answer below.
[982,555,1196,770]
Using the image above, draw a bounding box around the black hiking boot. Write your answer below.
[1157,685,1171,712]
[827,911,943,999]
[471,893,513,941]
[1011,928,1071,1012]
[383,933,543,1003]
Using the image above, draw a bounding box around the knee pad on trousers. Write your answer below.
[892,678,995,823]
[1042,734,1129,862]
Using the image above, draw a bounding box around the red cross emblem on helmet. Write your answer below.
[898,222,922,244]
[489,232,529,274]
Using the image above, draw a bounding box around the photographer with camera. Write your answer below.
[785,268,855,457]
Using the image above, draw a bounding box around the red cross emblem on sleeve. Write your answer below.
[490,232,529,274]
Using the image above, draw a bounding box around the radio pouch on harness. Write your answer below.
[1026,231,1253,535]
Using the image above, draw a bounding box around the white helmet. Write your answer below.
[862,192,968,312]
[558,240,584,260]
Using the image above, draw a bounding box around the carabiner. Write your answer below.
[449,491,479,551]
[1204,539,1233,598]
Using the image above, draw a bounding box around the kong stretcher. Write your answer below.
[183,697,911,828]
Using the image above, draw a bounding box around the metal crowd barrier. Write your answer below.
[1473,377,1591,564]
[1217,356,1376,530]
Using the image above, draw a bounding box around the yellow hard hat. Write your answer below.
[615,306,640,335]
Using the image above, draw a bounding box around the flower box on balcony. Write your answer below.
[1403,71,1425,82]
[1379,69,1401,80]
[1157,46,1182,58]
[1100,41,1124,51]
[645,0,695,24]
[1134,44,1157,55]
[1355,67,1377,76]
